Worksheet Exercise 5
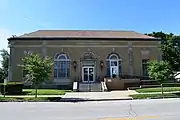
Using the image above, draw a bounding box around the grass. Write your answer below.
[136,87,180,93]
[22,89,72,95]
[0,82,23,85]
[130,93,180,99]
[0,97,59,102]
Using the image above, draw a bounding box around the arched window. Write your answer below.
[107,53,121,78]
[54,53,70,79]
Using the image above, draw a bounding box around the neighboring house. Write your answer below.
[7,30,161,91]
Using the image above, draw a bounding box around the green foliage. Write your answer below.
[0,97,52,102]
[0,83,23,95]
[0,68,4,82]
[0,82,23,85]
[0,49,9,82]
[136,87,180,93]
[145,31,175,40]
[23,89,71,95]
[129,93,179,99]
[146,32,180,72]
[20,53,53,97]
[162,39,180,72]
[148,60,173,83]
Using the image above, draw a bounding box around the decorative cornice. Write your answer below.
[8,37,161,41]
[10,45,159,48]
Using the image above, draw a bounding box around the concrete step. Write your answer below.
[79,83,102,92]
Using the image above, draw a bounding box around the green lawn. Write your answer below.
[0,97,61,101]
[23,89,72,95]
[136,87,180,93]
[0,82,23,85]
[129,93,180,99]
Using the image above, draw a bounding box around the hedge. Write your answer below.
[0,82,24,95]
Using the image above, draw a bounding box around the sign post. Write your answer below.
[3,79,7,98]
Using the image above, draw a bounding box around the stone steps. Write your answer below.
[78,83,102,92]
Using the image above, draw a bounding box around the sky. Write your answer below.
[0,0,180,51]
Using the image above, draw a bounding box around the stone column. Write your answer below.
[158,41,162,61]
[8,43,13,81]
[41,40,47,57]
[128,42,133,76]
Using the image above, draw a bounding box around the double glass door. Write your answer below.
[110,60,119,78]
[82,67,94,83]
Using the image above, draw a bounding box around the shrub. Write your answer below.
[0,82,23,95]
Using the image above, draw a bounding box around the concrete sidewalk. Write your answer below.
[0,90,137,101]
[62,90,137,100]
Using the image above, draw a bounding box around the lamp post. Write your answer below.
[4,78,7,98]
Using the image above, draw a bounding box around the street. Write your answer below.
[1,99,180,120]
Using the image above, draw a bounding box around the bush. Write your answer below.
[162,83,180,87]
[23,89,71,95]
[130,93,179,99]
[0,82,23,95]
[136,87,180,93]
[0,97,58,102]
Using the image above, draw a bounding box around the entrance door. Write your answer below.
[82,67,95,83]
[110,60,119,78]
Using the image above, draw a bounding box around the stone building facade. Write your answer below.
[7,30,161,89]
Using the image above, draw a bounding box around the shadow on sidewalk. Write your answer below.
[54,97,90,102]
[49,97,132,102]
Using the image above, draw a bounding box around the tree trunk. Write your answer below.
[161,83,164,95]
[35,85,38,98]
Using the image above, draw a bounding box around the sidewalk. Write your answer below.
[62,90,137,100]
[0,90,137,101]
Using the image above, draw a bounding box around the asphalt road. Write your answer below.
[1,98,180,120]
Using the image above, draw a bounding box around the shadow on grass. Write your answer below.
[0,91,31,95]
[173,92,180,96]
[19,91,32,95]
[0,97,91,102]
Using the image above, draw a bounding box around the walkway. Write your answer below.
[62,90,137,100]
[1,90,137,101]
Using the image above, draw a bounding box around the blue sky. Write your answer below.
[0,0,180,50]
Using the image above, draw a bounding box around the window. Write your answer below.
[107,53,121,78]
[142,59,149,76]
[24,50,33,55]
[54,53,70,79]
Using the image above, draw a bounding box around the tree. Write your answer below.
[148,60,173,94]
[0,49,9,82]
[148,60,173,83]
[21,53,53,98]
[146,32,180,75]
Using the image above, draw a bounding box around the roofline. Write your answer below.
[8,37,161,41]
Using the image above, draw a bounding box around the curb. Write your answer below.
[0,98,133,102]
[57,98,133,102]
